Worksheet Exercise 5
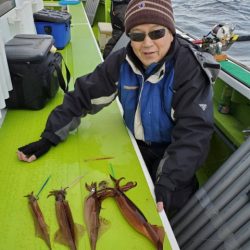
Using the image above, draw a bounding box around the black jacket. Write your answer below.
[42,35,219,191]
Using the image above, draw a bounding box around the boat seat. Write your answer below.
[97,22,113,51]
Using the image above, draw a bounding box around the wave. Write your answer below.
[172,0,250,65]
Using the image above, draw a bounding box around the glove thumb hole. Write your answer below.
[18,145,34,156]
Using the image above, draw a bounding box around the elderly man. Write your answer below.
[18,0,218,216]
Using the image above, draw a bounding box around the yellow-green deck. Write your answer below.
[0,4,172,250]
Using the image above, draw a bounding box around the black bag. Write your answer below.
[5,34,70,110]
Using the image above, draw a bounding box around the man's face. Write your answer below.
[129,24,173,67]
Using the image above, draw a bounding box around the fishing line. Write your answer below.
[36,175,51,198]
[67,175,84,189]
[109,163,116,178]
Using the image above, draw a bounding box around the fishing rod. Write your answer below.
[192,23,250,49]
[177,23,250,68]
[192,23,250,62]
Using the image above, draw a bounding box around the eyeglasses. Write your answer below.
[128,28,167,42]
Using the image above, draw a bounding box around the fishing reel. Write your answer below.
[211,23,235,42]
[195,23,238,55]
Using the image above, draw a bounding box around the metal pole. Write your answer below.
[171,137,250,227]
[173,152,250,237]
[183,184,250,250]
[241,239,250,250]
[197,203,250,250]
[217,220,250,250]
[177,164,250,247]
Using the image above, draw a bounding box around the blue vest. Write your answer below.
[118,61,175,143]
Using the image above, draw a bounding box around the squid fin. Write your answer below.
[97,216,111,239]
[54,223,84,248]
[74,223,85,242]
[29,207,50,247]
[54,228,69,246]
[34,221,52,249]
[34,221,49,237]
[152,225,165,245]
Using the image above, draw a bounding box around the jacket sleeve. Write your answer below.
[156,48,214,191]
[41,49,126,145]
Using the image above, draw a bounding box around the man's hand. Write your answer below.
[156,201,164,212]
[17,138,52,162]
[155,184,171,213]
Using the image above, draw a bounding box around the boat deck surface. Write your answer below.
[0,4,177,250]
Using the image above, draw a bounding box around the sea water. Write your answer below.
[173,0,250,66]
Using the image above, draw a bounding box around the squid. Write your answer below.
[84,180,136,250]
[25,192,52,250]
[48,188,83,250]
[110,175,165,250]
[84,182,104,250]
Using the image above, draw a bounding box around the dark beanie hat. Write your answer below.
[125,0,176,35]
